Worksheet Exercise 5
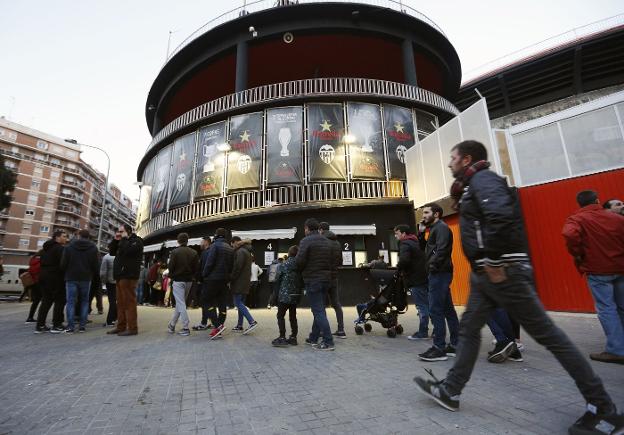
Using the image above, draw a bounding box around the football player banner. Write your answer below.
[150,144,172,215]
[168,133,196,208]
[384,104,416,179]
[307,103,346,181]
[347,102,385,180]
[138,158,155,224]
[266,107,303,185]
[227,113,262,191]
[195,121,227,198]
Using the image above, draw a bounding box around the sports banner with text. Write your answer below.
[307,104,346,181]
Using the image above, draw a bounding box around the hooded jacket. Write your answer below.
[110,233,144,280]
[60,237,99,282]
[40,239,65,284]
[230,239,253,294]
[562,204,624,275]
[323,230,342,279]
[396,234,427,286]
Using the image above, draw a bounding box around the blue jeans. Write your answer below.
[233,293,254,327]
[587,274,624,356]
[487,308,514,343]
[428,272,459,349]
[136,281,144,305]
[307,281,333,345]
[410,284,430,335]
[66,281,91,329]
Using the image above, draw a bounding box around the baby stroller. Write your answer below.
[354,269,408,338]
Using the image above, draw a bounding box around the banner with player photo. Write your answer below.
[384,104,416,179]
[138,158,155,224]
[227,113,262,191]
[168,133,196,208]
[195,121,227,198]
[347,102,385,180]
[266,107,303,185]
[307,103,346,181]
[150,144,173,215]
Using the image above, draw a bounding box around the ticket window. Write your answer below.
[354,236,367,267]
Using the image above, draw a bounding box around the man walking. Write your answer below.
[393,224,428,340]
[414,140,623,434]
[167,232,198,336]
[100,249,116,327]
[60,229,99,333]
[563,190,624,364]
[203,228,234,339]
[35,230,68,333]
[193,236,212,331]
[230,237,258,333]
[297,218,339,351]
[319,221,344,339]
[107,224,144,336]
[417,203,459,361]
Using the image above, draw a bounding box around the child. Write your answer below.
[271,245,303,347]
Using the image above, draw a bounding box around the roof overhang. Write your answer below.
[330,224,376,235]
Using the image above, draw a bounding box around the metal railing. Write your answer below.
[137,180,406,238]
[57,205,82,216]
[54,219,80,230]
[147,77,459,153]
[165,0,444,65]
[59,192,84,203]
[462,13,624,85]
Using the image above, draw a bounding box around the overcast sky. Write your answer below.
[1,0,621,199]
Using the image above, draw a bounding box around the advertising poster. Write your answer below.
[150,144,172,215]
[195,121,226,198]
[384,104,416,179]
[307,104,347,181]
[168,133,196,208]
[347,102,385,179]
[227,113,263,191]
[266,107,303,185]
[138,158,155,224]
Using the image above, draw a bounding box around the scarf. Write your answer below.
[450,160,491,208]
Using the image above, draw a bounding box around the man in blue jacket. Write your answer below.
[203,228,234,339]
[60,229,98,333]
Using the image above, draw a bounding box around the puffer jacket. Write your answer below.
[418,220,454,274]
[60,238,99,282]
[202,236,234,281]
[230,240,252,294]
[458,168,529,269]
[40,239,65,285]
[100,253,116,284]
[323,230,342,280]
[110,233,144,280]
[276,257,304,305]
[396,235,427,286]
[296,230,338,283]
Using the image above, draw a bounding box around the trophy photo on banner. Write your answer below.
[278,127,291,157]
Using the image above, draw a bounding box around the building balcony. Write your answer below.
[59,192,84,204]
[54,219,80,230]
[57,205,82,217]
[60,179,85,189]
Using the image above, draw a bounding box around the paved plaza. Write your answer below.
[0,301,622,435]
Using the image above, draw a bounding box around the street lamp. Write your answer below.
[65,138,110,252]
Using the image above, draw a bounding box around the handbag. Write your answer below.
[153,281,162,291]
[19,271,34,288]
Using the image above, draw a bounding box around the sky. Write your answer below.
[1,0,621,201]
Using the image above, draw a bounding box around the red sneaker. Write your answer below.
[209,325,225,340]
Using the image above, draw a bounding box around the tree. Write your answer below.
[0,153,17,211]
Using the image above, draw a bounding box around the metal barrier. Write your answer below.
[137,180,406,238]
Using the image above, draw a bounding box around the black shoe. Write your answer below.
[287,336,298,346]
[34,325,51,334]
[272,337,289,347]
[79,327,86,333]
[487,341,516,363]
[64,327,75,334]
[508,348,523,362]
[332,331,347,339]
[192,323,209,331]
[305,338,317,346]
[444,345,457,357]
[50,326,64,334]
[313,342,335,351]
[569,409,624,435]
[418,346,448,362]
[413,369,459,412]
[25,318,36,324]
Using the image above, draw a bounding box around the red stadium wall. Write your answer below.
[518,168,624,312]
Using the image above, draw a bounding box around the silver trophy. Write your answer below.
[202,144,215,172]
[278,127,291,157]
[360,125,374,153]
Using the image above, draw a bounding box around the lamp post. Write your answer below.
[65,138,110,252]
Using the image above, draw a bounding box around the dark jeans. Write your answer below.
[37,279,66,329]
[204,280,228,328]
[444,264,614,412]
[428,272,459,349]
[410,284,430,335]
[307,281,333,346]
[327,279,344,332]
[247,281,259,308]
[27,283,42,320]
[89,281,103,313]
[487,308,515,343]
[105,283,117,324]
[277,303,298,337]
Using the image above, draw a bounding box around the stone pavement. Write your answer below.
[0,301,622,435]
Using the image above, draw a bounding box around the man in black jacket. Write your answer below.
[203,228,234,339]
[107,224,144,336]
[319,221,344,339]
[416,203,459,361]
[296,218,339,351]
[414,140,623,434]
[35,230,68,333]
[393,225,428,340]
[192,236,212,331]
[60,229,99,333]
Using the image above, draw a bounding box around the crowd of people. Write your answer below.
[15,139,623,433]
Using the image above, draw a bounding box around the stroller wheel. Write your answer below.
[387,328,397,338]
[364,323,372,332]
[355,325,364,335]
[395,324,404,335]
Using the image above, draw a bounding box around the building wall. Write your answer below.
[518,167,624,312]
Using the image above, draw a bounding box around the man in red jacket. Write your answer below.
[562,190,624,364]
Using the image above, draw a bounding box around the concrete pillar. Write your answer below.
[235,40,248,93]
[401,39,418,87]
